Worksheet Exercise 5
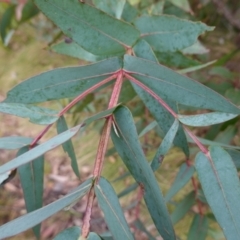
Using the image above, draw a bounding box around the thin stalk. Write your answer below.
[81,71,123,238]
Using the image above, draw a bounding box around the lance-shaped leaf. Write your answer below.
[18,146,44,239]
[178,112,238,127]
[0,125,80,175]
[93,0,126,19]
[0,136,32,150]
[134,15,213,52]
[33,0,139,56]
[151,119,179,171]
[50,41,106,62]
[171,191,195,225]
[132,42,189,157]
[134,219,156,240]
[0,103,58,125]
[57,116,80,178]
[195,146,240,239]
[0,179,92,239]
[187,214,208,240]
[123,55,240,114]
[111,106,175,240]
[5,57,122,104]
[95,177,133,240]
[165,163,194,202]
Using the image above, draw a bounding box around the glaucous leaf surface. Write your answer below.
[123,55,240,114]
[34,0,139,55]
[0,179,92,238]
[5,57,122,104]
[111,106,175,240]
[0,103,58,125]
[53,227,80,240]
[134,15,213,52]
[18,146,44,239]
[95,177,133,240]
[178,112,238,127]
[57,116,80,178]
[187,214,208,240]
[165,163,195,202]
[195,146,240,240]
[0,136,32,149]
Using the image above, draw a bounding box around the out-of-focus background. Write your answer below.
[0,0,240,239]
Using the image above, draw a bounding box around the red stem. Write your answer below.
[81,70,123,238]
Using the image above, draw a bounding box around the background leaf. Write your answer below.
[53,226,80,240]
[0,179,92,238]
[195,146,240,239]
[34,0,139,56]
[187,214,208,240]
[5,57,121,104]
[134,15,214,52]
[0,103,58,125]
[165,163,195,202]
[95,177,134,240]
[18,146,44,239]
[57,116,80,178]
[111,106,175,240]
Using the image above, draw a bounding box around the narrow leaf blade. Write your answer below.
[54,227,81,240]
[18,146,44,239]
[124,55,240,114]
[0,136,32,150]
[57,116,80,178]
[111,106,175,240]
[165,163,194,202]
[5,57,122,104]
[95,177,133,240]
[195,146,240,239]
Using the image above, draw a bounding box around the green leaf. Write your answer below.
[117,182,138,198]
[181,40,209,55]
[133,39,159,63]
[0,179,92,238]
[134,219,156,240]
[0,136,32,149]
[33,0,139,56]
[178,112,238,127]
[226,149,240,170]
[168,0,192,13]
[0,103,58,125]
[178,60,216,74]
[0,6,15,43]
[130,47,189,157]
[155,51,200,69]
[88,232,102,240]
[171,191,195,225]
[187,214,208,240]
[0,125,81,175]
[151,119,179,171]
[111,106,175,240]
[134,15,213,52]
[57,116,80,178]
[5,57,122,104]
[54,226,80,240]
[121,1,138,23]
[225,88,240,106]
[93,0,126,19]
[95,177,134,240]
[50,41,105,62]
[20,1,39,23]
[123,55,240,114]
[18,146,44,239]
[195,146,240,239]
[165,163,194,202]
